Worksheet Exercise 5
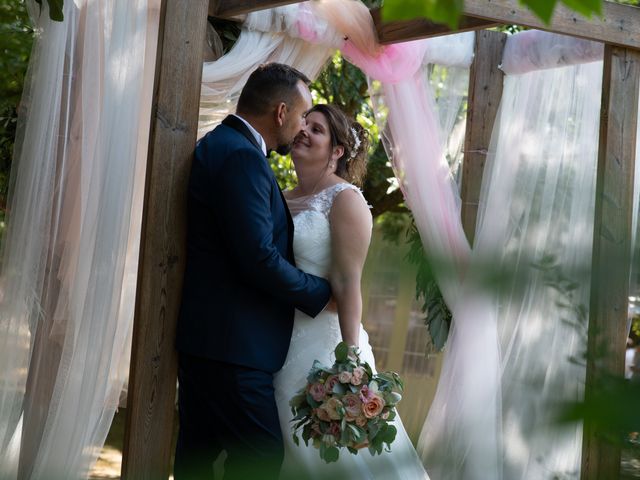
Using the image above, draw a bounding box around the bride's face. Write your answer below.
[291,111,343,170]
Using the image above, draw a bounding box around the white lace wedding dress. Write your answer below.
[273,183,430,480]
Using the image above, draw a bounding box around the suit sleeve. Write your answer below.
[216,148,331,317]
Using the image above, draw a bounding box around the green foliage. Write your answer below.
[405,223,452,352]
[34,0,63,21]
[382,0,603,27]
[0,0,33,219]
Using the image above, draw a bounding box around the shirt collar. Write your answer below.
[231,114,267,156]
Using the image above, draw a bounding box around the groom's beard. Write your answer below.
[275,143,292,156]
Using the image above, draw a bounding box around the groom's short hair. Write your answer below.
[237,63,310,116]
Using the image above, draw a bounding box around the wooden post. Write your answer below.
[460,30,506,244]
[121,1,209,479]
[581,45,640,480]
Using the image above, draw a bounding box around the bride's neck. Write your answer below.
[295,169,334,196]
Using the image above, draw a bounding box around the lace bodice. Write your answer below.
[285,183,365,279]
[273,185,429,480]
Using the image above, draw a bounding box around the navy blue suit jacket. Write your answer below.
[176,115,332,372]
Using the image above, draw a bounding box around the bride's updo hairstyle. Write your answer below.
[307,104,369,187]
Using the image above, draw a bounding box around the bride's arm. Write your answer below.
[329,189,372,347]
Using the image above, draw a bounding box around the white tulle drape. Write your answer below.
[0,0,159,478]
[364,29,608,480]
[198,3,343,137]
[477,51,603,480]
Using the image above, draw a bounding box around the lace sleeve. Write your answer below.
[324,183,371,218]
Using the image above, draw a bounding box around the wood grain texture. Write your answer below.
[464,0,640,50]
[371,8,498,45]
[121,1,209,478]
[209,0,300,18]
[581,45,640,480]
[460,31,506,245]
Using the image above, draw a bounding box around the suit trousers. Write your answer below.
[174,353,284,480]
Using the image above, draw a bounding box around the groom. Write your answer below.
[174,63,332,479]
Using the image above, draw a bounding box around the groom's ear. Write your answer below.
[274,102,287,127]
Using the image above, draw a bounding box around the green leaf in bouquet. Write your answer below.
[383,391,402,406]
[332,382,346,394]
[347,446,358,455]
[302,423,313,446]
[368,380,379,393]
[368,442,384,456]
[289,391,307,408]
[335,342,349,362]
[347,424,366,442]
[325,446,340,463]
[306,393,320,408]
[363,362,374,379]
[385,409,397,421]
[380,424,397,444]
[368,420,381,441]
[292,407,310,421]
[293,433,299,446]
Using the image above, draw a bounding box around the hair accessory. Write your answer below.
[349,127,361,161]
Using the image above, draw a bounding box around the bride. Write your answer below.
[274,104,430,479]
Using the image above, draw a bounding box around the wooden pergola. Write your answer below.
[121,1,640,479]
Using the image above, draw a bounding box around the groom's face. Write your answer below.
[275,81,312,155]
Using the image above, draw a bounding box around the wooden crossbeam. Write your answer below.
[209,0,300,18]
[121,1,210,479]
[581,45,640,480]
[464,0,640,50]
[371,8,498,45]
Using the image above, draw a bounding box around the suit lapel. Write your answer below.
[222,115,296,264]
[278,187,296,266]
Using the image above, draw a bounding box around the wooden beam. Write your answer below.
[460,31,506,245]
[371,8,498,45]
[121,1,209,479]
[463,0,640,51]
[209,0,300,18]
[581,45,640,480]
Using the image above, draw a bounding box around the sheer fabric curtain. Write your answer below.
[478,38,603,478]
[364,28,607,480]
[414,31,603,479]
[0,0,159,478]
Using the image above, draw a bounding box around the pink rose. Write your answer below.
[309,382,326,402]
[315,406,330,422]
[350,367,366,386]
[342,393,363,421]
[325,375,339,393]
[362,394,386,419]
[359,385,374,403]
[338,371,352,384]
[328,421,341,438]
[320,397,343,421]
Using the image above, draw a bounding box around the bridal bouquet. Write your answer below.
[289,342,404,463]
